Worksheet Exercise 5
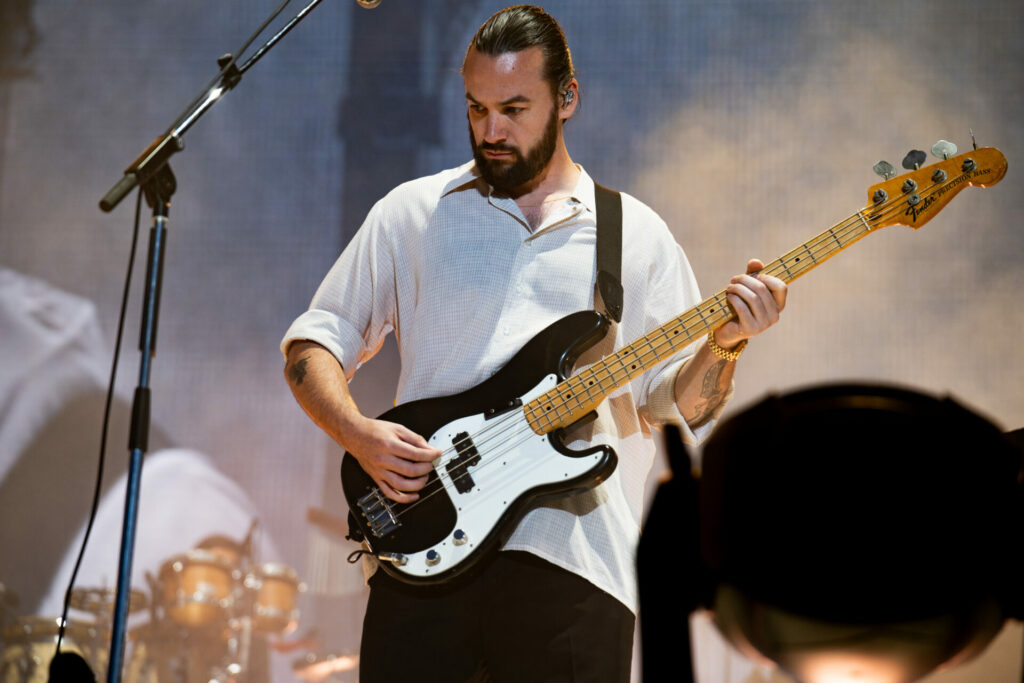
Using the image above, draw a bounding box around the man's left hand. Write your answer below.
[713,258,787,349]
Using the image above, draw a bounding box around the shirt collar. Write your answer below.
[440,160,486,197]
[569,165,597,215]
[442,160,597,213]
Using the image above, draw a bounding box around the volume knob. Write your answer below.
[453,529,468,546]
[425,549,441,567]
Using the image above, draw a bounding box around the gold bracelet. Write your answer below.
[707,332,747,361]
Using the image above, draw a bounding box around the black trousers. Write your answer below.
[359,551,635,683]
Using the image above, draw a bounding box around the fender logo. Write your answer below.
[905,194,937,222]
[910,167,993,221]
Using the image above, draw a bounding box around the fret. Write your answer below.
[856,210,873,232]
[520,147,1008,438]
[665,324,687,355]
[643,336,661,364]
[650,326,672,358]
[786,242,819,274]
[562,384,587,412]
[777,257,795,280]
[592,369,615,393]
[677,323,694,344]
[525,406,546,433]
[578,371,600,401]
[663,326,681,354]
[528,218,877,434]
[802,243,818,265]
[829,228,844,249]
[789,252,811,279]
[541,395,573,423]
[618,350,642,378]
[614,352,631,376]
[710,294,729,318]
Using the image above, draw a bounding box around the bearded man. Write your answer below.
[282,6,786,681]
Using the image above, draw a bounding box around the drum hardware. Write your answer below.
[69,587,148,618]
[0,583,17,634]
[1,527,312,682]
[0,583,17,610]
[1,616,104,683]
[291,652,359,682]
[0,605,157,683]
[130,532,309,682]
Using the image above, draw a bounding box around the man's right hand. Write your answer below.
[341,416,441,504]
[284,340,441,504]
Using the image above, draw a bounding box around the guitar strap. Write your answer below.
[593,182,623,323]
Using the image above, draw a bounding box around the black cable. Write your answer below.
[52,0,300,666]
[55,188,144,659]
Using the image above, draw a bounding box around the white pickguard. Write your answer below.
[391,374,604,580]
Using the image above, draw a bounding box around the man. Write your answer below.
[282,6,786,681]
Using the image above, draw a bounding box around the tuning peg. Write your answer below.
[902,150,927,170]
[930,140,957,160]
[873,160,897,180]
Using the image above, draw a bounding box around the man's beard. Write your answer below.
[470,107,559,195]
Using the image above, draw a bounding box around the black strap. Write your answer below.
[594,182,623,323]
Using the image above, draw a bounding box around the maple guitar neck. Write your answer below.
[524,146,1007,435]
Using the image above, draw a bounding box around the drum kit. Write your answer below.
[0,536,306,683]
[1,588,149,683]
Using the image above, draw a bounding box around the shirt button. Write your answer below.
[515,283,523,293]
[503,325,510,336]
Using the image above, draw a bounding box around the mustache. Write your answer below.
[478,141,517,153]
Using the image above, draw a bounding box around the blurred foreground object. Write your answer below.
[640,383,1023,683]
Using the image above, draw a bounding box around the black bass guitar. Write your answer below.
[341,145,1006,584]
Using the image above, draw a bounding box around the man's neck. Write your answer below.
[510,146,580,229]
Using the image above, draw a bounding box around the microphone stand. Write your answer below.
[99,0,328,212]
[97,2,328,680]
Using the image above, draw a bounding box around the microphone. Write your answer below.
[356,0,382,7]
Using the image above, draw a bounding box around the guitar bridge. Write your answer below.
[357,488,401,537]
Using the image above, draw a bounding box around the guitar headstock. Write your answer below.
[864,146,1007,230]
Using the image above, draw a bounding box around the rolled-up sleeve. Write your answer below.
[645,353,734,445]
[280,200,396,379]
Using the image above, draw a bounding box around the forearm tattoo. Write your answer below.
[288,355,309,386]
[692,360,728,424]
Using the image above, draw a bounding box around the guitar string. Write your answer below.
[382,186,929,525]
[373,172,961,533]
[522,185,931,432]
[390,182,933,522]
[389,180,955,539]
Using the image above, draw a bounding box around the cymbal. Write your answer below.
[70,587,148,615]
[292,652,359,681]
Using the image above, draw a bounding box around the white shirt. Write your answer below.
[282,161,723,611]
[0,268,107,483]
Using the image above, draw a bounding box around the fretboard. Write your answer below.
[518,146,1005,435]
[522,206,883,435]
